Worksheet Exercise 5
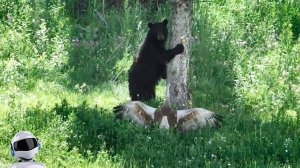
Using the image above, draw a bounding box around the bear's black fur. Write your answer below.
[128,19,184,101]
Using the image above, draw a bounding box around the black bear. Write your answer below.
[128,19,184,101]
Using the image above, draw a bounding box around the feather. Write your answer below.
[113,101,156,125]
[177,108,223,132]
[113,101,223,131]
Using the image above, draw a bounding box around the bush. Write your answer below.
[0,0,71,88]
[191,1,300,118]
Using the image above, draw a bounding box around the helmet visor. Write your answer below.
[13,138,38,151]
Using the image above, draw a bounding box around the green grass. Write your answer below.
[0,0,300,167]
[0,83,299,167]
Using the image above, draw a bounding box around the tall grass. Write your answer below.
[191,1,300,118]
[0,0,299,167]
[0,0,72,88]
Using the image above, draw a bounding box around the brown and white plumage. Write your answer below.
[114,101,156,126]
[176,108,223,132]
[113,101,223,132]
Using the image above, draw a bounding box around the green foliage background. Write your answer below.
[0,0,299,167]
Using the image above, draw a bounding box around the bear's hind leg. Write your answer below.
[160,65,167,79]
[129,82,149,101]
[145,85,156,100]
[129,81,140,101]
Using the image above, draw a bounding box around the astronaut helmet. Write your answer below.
[10,131,40,161]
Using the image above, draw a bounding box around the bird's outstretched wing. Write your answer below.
[177,108,223,132]
[113,101,156,126]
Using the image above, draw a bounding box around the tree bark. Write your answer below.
[167,0,192,109]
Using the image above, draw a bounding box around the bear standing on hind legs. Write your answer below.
[128,19,184,101]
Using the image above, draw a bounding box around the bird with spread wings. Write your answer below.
[113,100,223,132]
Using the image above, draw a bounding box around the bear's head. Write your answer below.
[147,19,168,42]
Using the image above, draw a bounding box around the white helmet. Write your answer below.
[10,131,40,161]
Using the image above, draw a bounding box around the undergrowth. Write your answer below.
[1,98,300,167]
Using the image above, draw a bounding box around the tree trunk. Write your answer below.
[167,0,192,109]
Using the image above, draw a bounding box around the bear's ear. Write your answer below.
[148,22,153,28]
[163,19,168,25]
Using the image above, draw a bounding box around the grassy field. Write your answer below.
[0,0,299,167]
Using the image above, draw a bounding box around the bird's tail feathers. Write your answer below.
[113,105,125,119]
[211,113,223,128]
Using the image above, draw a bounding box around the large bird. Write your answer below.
[113,100,223,132]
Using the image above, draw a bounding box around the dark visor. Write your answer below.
[13,138,38,151]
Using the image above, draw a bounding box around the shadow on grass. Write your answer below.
[52,99,300,167]
[53,99,222,167]
[4,99,299,167]
[51,101,300,167]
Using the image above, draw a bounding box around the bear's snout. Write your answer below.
[157,33,164,40]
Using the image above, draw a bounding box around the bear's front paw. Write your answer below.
[175,44,184,54]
